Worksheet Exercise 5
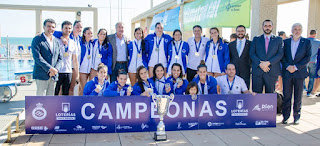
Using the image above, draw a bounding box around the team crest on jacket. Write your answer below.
[182,49,186,53]
[165,39,168,43]
[219,46,223,50]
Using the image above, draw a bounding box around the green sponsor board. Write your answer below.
[183,0,251,31]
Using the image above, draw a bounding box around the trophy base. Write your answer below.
[154,132,167,141]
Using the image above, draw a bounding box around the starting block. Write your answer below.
[0,80,20,102]
[14,70,33,85]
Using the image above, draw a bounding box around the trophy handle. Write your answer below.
[169,93,175,103]
[152,93,157,107]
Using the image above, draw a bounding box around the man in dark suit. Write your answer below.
[250,20,284,93]
[108,22,128,82]
[229,25,251,89]
[281,23,311,125]
[32,18,63,96]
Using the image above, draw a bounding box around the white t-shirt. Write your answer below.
[128,39,144,73]
[216,75,248,94]
[187,37,210,70]
[168,40,185,74]
[58,38,77,73]
[206,42,221,73]
[148,36,167,68]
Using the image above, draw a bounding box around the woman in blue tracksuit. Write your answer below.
[128,27,148,86]
[167,29,189,76]
[93,28,113,76]
[145,22,172,77]
[192,61,218,94]
[132,66,158,97]
[151,63,172,95]
[205,27,230,77]
[79,27,95,95]
[104,70,131,97]
[83,64,109,96]
[167,63,188,95]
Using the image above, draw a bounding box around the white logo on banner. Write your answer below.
[231,100,248,116]
[235,121,247,126]
[56,103,76,120]
[31,126,48,131]
[188,122,198,128]
[73,125,85,131]
[252,104,274,112]
[177,122,182,129]
[141,123,149,130]
[255,120,269,126]
[207,122,224,127]
[32,103,47,120]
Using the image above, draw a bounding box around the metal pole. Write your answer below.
[121,0,122,22]
[110,0,112,32]
[118,0,120,22]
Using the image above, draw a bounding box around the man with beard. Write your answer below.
[216,64,253,94]
[281,23,311,124]
[228,25,251,89]
[249,20,284,93]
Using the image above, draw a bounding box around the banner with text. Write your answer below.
[150,6,180,31]
[183,0,251,31]
[25,94,276,134]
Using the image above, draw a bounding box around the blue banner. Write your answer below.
[25,94,276,134]
[150,6,180,31]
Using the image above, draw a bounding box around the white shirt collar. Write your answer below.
[43,32,55,42]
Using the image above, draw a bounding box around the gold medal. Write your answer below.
[147,88,152,93]
[87,55,91,59]
[99,54,102,58]
[155,48,159,51]
[64,52,69,57]
[195,52,200,57]
[138,54,142,58]
[175,55,179,59]
[127,86,133,92]
[212,55,217,59]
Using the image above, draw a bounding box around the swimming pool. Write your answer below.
[0,59,34,81]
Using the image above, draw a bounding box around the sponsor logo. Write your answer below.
[32,103,47,120]
[207,122,225,127]
[226,0,242,12]
[31,126,48,131]
[252,104,274,112]
[231,100,248,116]
[177,122,182,129]
[54,126,67,132]
[141,123,149,130]
[73,125,85,131]
[188,122,198,128]
[255,120,269,126]
[235,121,247,126]
[56,103,76,120]
[116,124,132,130]
[101,126,107,130]
[92,126,100,130]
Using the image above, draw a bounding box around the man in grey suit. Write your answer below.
[32,18,63,96]
[108,22,128,82]
[250,20,284,93]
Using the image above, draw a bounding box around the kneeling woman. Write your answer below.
[132,66,158,97]
[152,63,172,95]
[104,70,132,97]
[192,61,218,94]
[83,64,109,96]
[167,63,188,95]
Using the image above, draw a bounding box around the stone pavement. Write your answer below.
[1,83,320,146]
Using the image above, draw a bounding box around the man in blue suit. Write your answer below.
[250,20,284,93]
[32,18,63,96]
[281,23,311,125]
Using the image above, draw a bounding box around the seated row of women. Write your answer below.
[83,61,217,97]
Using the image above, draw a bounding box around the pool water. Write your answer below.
[0,59,34,81]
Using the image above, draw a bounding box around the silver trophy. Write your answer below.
[152,93,174,141]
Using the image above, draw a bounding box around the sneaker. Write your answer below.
[307,93,311,97]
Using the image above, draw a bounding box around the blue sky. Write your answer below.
[0,0,310,39]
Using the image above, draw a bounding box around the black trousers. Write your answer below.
[187,68,197,82]
[252,73,277,93]
[55,73,72,95]
[282,77,304,121]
